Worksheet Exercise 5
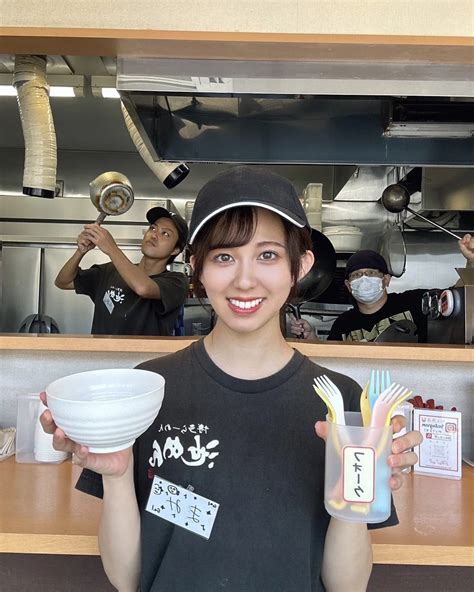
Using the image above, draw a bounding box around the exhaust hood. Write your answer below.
[117,57,474,167]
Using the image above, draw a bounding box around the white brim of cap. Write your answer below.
[189,201,306,244]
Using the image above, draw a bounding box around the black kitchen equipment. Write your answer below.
[381,168,462,241]
[424,268,474,344]
[373,320,418,343]
[287,228,337,337]
[19,314,60,333]
[18,249,60,334]
[89,171,135,224]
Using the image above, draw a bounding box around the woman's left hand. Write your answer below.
[315,416,423,491]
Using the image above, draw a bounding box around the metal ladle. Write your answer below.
[381,184,462,241]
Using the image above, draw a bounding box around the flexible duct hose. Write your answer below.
[14,55,57,198]
[121,101,189,189]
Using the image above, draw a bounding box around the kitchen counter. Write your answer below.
[1,333,473,363]
[0,457,472,565]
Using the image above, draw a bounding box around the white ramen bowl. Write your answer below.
[46,369,165,453]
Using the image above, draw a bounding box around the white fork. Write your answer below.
[370,383,413,428]
[313,375,346,425]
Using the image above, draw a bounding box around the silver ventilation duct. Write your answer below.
[121,99,189,189]
[13,55,57,198]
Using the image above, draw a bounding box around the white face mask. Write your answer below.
[350,276,384,304]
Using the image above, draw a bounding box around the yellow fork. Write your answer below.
[360,382,371,427]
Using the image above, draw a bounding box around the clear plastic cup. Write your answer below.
[34,401,69,463]
[16,394,68,464]
[325,411,392,523]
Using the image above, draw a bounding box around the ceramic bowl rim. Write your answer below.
[45,369,165,404]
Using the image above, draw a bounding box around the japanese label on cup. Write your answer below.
[342,446,375,503]
[146,475,219,539]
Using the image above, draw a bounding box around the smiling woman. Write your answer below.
[43,166,423,592]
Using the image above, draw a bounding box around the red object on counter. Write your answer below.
[407,395,457,412]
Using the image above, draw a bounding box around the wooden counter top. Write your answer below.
[0,458,472,565]
[1,27,472,64]
[0,458,102,556]
[370,465,473,566]
[1,334,473,363]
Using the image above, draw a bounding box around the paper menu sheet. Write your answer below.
[414,409,462,480]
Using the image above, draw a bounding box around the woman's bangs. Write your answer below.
[207,207,256,250]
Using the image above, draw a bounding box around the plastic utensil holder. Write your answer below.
[325,411,392,523]
[16,394,42,463]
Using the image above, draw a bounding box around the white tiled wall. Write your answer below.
[1,348,472,458]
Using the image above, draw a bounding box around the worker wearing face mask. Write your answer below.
[327,250,426,342]
[329,238,474,342]
[289,234,474,342]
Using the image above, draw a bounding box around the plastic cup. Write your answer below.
[34,401,69,463]
[325,411,392,523]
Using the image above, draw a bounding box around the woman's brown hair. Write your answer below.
[189,206,312,301]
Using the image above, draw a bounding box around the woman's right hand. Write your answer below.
[39,392,132,478]
[287,313,317,340]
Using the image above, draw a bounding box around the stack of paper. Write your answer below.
[0,427,16,461]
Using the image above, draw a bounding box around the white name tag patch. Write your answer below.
[103,292,114,314]
[146,475,219,539]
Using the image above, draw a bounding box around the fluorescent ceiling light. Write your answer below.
[91,75,120,98]
[101,87,120,99]
[385,122,473,139]
[0,85,17,96]
[0,84,76,97]
[49,86,76,97]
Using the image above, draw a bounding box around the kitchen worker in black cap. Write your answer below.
[55,207,189,335]
[290,235,474,342]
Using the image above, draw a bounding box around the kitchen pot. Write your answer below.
[89,171,134,224]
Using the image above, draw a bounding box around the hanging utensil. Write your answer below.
[379,220,407,278]
[381,184,462,241]
[89,171,134,225]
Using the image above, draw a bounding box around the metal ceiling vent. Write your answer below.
[117,58,474,167]
[13,55,57,198]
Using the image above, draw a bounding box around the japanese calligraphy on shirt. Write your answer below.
[148,423,220,470]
